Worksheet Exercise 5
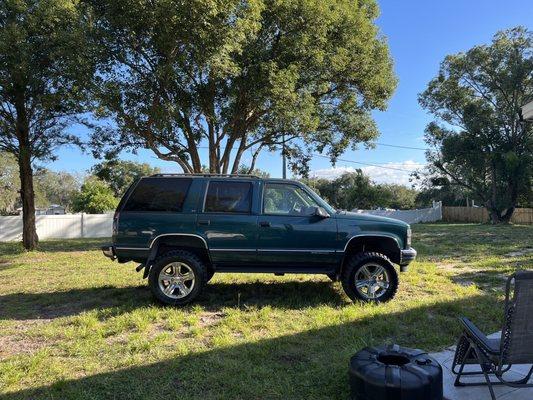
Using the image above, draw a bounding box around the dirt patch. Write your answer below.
[0,334,49,359]
[505,248,533,257]
[0,320,54,359]
[436,263,459,271]
[199,311,226,328]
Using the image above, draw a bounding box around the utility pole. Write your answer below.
[282,133,287,179]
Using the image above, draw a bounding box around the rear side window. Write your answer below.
[123,178,191,212]
[204,181,252,213]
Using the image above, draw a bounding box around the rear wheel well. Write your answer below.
[150,236,212,272]
[342,236,400,269]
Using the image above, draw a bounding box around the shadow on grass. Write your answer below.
[451,266,533,290]
[0,280,346,320]
[0,294,502,400]
[0,238,111,257]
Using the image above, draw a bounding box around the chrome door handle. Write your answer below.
[198,220,210,226]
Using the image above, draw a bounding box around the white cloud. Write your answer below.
[309,160,425,186]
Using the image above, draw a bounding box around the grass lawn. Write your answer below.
[0,223,532,399]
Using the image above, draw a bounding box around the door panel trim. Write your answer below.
[210,248,256,252]
[257,248,338,253]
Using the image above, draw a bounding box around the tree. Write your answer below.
[378,184,417,210]
[0,152,19,214]
[306,172,376,210]
[418,27,533,223]
[92,159,160,196]
[71,177,118,214]
[33,169,81,210]
[0,1,94,248]
[236,165,270,178]
[89,0,396,175]
[305,171,419,210]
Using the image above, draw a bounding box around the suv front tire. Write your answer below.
[341,252,398,303]
[148,250,207,305]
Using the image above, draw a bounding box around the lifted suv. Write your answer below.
[102,174,416,305]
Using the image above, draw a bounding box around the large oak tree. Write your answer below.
[419,27,533,223]
[0,0,94,248]
[90,0,396,174]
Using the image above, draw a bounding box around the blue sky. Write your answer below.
[46,0,533,185]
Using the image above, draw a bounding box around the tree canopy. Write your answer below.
[33,169,81,210]
[89,0,396,175]
[305,171,418,210]
[0,0,95,248]
[418,27,533,223]
[92,159,160,196]
[72,177,118,214]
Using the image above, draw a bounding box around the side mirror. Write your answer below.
[313,206,330,218]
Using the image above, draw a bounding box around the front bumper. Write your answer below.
[102,244,116,260]
[399,247,417,270]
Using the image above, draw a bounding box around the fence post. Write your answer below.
[81,213,84,238]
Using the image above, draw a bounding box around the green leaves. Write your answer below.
[90,0,396,173]
[71,177,119,214]
[92,159,160,196]
[419,27,533,222]
[305,171,418,211]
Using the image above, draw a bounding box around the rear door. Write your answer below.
[256,182,339,269]
[196,180,259,266]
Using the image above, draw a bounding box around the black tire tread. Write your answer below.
[148,249,207,305]
[341,251,398,303]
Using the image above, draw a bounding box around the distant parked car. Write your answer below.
[20,204,66,215]
[102,174,416,305]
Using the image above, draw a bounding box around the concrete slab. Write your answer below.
[430,331,533,400]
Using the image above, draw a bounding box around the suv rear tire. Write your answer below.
[341,252,398,303]
[148,250,207,306]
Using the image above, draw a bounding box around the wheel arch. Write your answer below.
[145,234,211,278]
[341,234,401,270]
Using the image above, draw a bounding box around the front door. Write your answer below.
[256,182,338,269]
[196,180,258,266]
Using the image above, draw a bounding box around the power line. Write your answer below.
[311,154,421,172]
[182,141,429,151]
[373,142,428,151]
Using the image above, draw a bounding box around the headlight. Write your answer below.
[406,226,412,247]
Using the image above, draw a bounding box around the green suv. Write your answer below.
[102,174,416,305]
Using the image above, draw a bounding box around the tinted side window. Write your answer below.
[204,181,252,213]
[123,178,191,212]
[263,183,319,215]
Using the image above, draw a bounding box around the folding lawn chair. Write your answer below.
[451,270,533,400]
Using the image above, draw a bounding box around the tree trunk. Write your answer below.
[17,144,38,250]
[487,203,515,224]
[15,100,38,250]
[486,162,517,224]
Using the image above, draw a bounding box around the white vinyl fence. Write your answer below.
[0,214,113,242]
[353,201,442,224]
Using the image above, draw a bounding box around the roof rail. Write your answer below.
[150,173,261,178]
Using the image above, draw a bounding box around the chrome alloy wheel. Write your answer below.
[158,262,196,299]
[354,263,390,300]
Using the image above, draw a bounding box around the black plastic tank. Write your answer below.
[349,344,443,400]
